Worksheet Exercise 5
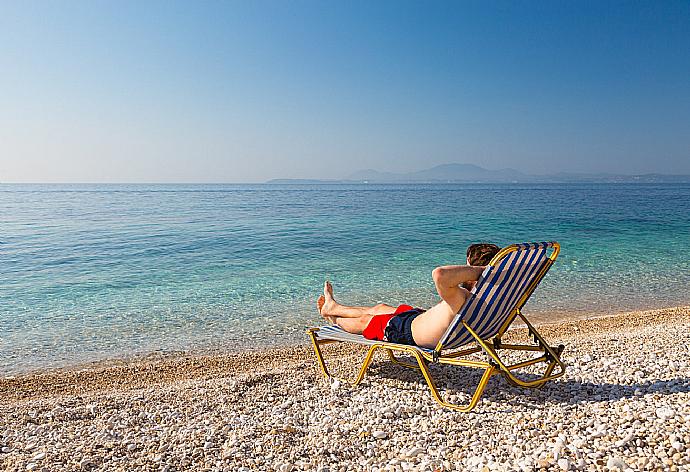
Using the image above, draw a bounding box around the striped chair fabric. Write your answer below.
[314,324,436,354]
[438,242,554,350]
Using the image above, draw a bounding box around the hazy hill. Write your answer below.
[348,163,527,182]
[266,164,690,184]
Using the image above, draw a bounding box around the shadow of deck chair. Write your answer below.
[306,241,566,412]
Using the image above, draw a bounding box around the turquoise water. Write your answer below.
[2,183,689,374]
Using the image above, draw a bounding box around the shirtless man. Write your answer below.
[317,243,500,349]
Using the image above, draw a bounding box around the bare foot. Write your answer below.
[322,281,338,313]
[317,292,337,324]
[320,281,344,323]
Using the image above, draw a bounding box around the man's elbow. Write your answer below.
[432,267,445,286]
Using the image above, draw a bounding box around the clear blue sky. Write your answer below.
[1,1,689,182]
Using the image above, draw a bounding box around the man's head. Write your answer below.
[466,243,501,266]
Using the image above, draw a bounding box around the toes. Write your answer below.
[317,295,325,314]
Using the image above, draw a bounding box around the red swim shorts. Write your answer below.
[362,304,415,341]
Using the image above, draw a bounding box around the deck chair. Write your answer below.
[306,241,566,411]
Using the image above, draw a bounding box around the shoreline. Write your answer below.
[4,302,690,381]
[2,305,689,471]
[2,305,690,403]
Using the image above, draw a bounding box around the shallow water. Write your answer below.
[2,183,689,373]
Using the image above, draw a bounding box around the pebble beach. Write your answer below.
[2,306,690,472]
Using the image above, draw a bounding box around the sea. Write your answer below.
[2,183,689,374]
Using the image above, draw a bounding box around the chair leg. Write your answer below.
[307,330,331,379]
[351,345,379,385]
[386,349,421,370]
[308,331,494,412]
[464,321,566,389]
[412,351,496,412]
[491,343,565,389]
[307,330,378,386]
[534,344,566,389]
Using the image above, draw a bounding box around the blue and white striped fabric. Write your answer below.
[438,242,555,350]
[313,325,436,353]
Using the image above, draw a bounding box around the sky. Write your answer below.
[1,1,689,183]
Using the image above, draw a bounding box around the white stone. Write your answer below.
[655,407,674,420]
[615,432,634,447]
[606,456,627,470]
[572,438,585,448]
[557,458,569,470]
[30,452,46,462]
[372,431,387,439]
[553,439,564,460]
[405,447,424,458]
[330,379,341,390]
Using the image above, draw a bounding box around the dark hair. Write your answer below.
[466,243,500,266]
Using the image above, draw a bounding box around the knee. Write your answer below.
[358,316,373,330]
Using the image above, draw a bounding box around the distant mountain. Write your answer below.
[345,164,690,183]
[545,172,690,183]
[346,169,402,182]
[266,179,344,184]
[348,163,528,183]
[266,164,690,184]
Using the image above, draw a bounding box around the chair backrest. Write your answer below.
[436,241,559,351]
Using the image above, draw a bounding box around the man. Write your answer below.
[317,243,500,349]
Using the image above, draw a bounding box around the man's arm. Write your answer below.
[431,265,485,309]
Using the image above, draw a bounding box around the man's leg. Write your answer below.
[335,314,374,335]
[318,281,396,319]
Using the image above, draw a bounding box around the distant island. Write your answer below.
[267,163,690,184]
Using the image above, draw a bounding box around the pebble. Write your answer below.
[552,439,564,459]
[615,431,634,447]
[606,456,627,470]
[656,407,675,420]
[0,307,689,471]
[404,447,424,458]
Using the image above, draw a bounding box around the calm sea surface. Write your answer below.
[2,183,689,374]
